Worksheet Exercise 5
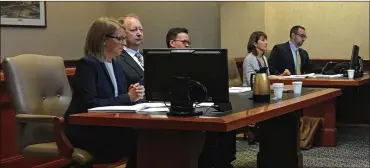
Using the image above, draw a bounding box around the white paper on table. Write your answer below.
[195,102,214,107]
[88,102,214,113]
[283,73,315,79]
[140,107,170,112]
[143,102,169,108]
[145,102,213,107]
[229,87,252,93]
[312,74,343,78]
[88,104,146,112]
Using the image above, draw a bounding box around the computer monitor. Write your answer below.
[348,44,363,78]
[350,45,359,70]
[143,48,232,116]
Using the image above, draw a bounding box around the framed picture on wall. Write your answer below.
[0,1,46,28]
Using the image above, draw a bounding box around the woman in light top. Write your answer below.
[243,31,290,87]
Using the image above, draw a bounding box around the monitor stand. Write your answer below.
[167,101,203,117]
[214,102,233,113]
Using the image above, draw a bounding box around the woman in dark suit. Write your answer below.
[64,17,144,168]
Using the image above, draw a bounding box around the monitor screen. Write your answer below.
[350,45,359,69]
[143,48,230,111]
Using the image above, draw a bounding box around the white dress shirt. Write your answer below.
[124,46,144,71]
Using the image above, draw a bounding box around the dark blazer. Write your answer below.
[64,55,132,123]
[64,56,137,165]
[116,50,144,90]
[268,41,312,75]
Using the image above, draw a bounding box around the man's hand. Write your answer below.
[280,69,291,76]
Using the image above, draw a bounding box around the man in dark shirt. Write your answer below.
[166,27,191,48]
[165,27,237,168]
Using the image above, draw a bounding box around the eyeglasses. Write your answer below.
[174,40,191,45]
[295,33,307,39]
[106,35,125,42]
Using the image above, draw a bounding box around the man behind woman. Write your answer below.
[64,17,144,167]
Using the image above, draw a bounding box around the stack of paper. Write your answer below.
[88,102,215,113]
[283,73,315,79]
[229,87,252,93]
[88,104,146,112]
[144,102,214,107]
[312,74,343,78]
[141,108,170,112]
[143,102,168,108]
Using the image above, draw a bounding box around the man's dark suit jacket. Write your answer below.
[64,55,132,122]
[116,50,144,90]
[268,41,312,75]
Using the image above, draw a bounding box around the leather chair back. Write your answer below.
[2,54,72,150]
[228,58,242,87]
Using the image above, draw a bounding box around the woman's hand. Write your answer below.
[268,75,284,80]
[128,83,145,102]
[280,69,291,76]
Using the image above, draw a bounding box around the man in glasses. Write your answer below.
[165,27,236,168]
[268,25,312,75]
[166,27,191,48]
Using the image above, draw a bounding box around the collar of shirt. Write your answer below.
[123,46,144,70]
[289,41,299,52]
[124,46,141,57]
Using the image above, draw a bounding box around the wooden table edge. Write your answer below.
[69,88,342,132]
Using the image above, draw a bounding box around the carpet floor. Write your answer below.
[116,126,369,168]
[232,125,370,168]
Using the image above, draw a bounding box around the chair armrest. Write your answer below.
[229,78,242,87]
[16,114,58,123]
[16,114,74,158]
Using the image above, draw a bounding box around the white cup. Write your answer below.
[272,83,284,99]
[347,69,355,79]
[292,81,303,94]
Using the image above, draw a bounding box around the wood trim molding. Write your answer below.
[234,57,369,71]
[234,57,370,83]
[0,59,79,81]
[64,60,79,67]
[0,59,80,70]
[1,67,76,82]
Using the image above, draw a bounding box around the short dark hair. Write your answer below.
[290,25,305,38]
[247,31,267,56]
[166,27,188,48]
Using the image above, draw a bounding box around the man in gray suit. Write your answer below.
[117,14,144,90]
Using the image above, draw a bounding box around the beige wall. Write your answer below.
[107,2,220,49]
[2,2,369,61]
[1,2,107,61]
[220,2,265,58]
[1,2,220,61]
[221,2,370,60]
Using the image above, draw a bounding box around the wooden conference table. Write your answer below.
[269,74,370,86]
[69,87,341,168]
[270,74,370,125]
[268,74,369,148]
